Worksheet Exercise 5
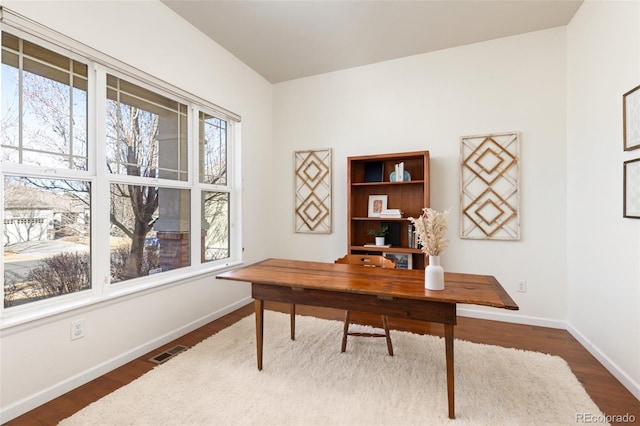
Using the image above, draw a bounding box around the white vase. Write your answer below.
[375,236,385,246]
[425,255,445,290]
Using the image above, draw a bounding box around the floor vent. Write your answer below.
[148,344,189,364]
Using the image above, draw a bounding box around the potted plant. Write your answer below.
[367,225,390,246]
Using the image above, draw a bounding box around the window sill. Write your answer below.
[0,260,244,335]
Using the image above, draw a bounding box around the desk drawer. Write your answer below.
[252,283,456,325]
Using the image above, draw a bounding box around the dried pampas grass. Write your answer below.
[410,208,449,256]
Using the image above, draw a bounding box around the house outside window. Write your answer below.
[1,29,241,313]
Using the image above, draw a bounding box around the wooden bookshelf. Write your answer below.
[347,151,430,269]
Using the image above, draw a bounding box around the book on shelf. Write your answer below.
[364,161,384,182]
[390,161,411,182]
[394,162,404,182]
[407,223,422,249]
[364,243,391,248]
[380,208,403,218]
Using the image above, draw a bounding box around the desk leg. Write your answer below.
[445,323,455,419]
[255,299,264,371]
[290,303,296,340]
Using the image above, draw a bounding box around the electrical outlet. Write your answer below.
[517,281,527,293]
[71,319,85,340]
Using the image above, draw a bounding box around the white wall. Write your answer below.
[3,1,639,421]
[0,1,272,422]
[273,28,568,325]
[566,0,640,399]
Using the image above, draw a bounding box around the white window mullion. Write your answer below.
[230,121,243,262]
[92,63,110,294]
[0,30,4,309]
[190,105,202,268]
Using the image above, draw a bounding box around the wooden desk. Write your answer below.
[216,258,518,419]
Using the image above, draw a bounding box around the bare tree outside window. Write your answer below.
[200,113,227,185]
[106,75,190,281]
[1,33,88,170]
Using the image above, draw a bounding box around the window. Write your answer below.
[106,75,191,283]
[3,176,91,307]
[106,75,188,181]
[1,28,241,315]
[200,112,227,185]
[202,191,229,262]
[2,31,92,308]
[1,32,88,169]
[110,185,191,282]
[199,112,230,262]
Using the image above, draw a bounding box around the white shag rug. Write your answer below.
[60,311,608,426]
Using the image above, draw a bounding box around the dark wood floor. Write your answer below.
[6,302,639,425]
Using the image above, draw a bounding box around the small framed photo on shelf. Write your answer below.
[383,252,412,269]
[368,195,388,217]
[624,158,640,218]
[624,84,640,151]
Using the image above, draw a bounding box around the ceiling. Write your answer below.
[162,0,583,83]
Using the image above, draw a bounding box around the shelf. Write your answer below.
[348,151,430,269]
[351,180,425,186]
[350,245,423,254]
[351,217,409,221]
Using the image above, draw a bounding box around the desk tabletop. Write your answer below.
[217,258,519,311]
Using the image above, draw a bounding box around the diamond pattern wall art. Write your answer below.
[294,149,332,233]
[460,132,520,240]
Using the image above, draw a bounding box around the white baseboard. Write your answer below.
[0,296,252,424]
[567,323,640,401]
[457,307,567,329]
[459,307,640,401]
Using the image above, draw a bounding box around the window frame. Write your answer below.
[0,15,243,327]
